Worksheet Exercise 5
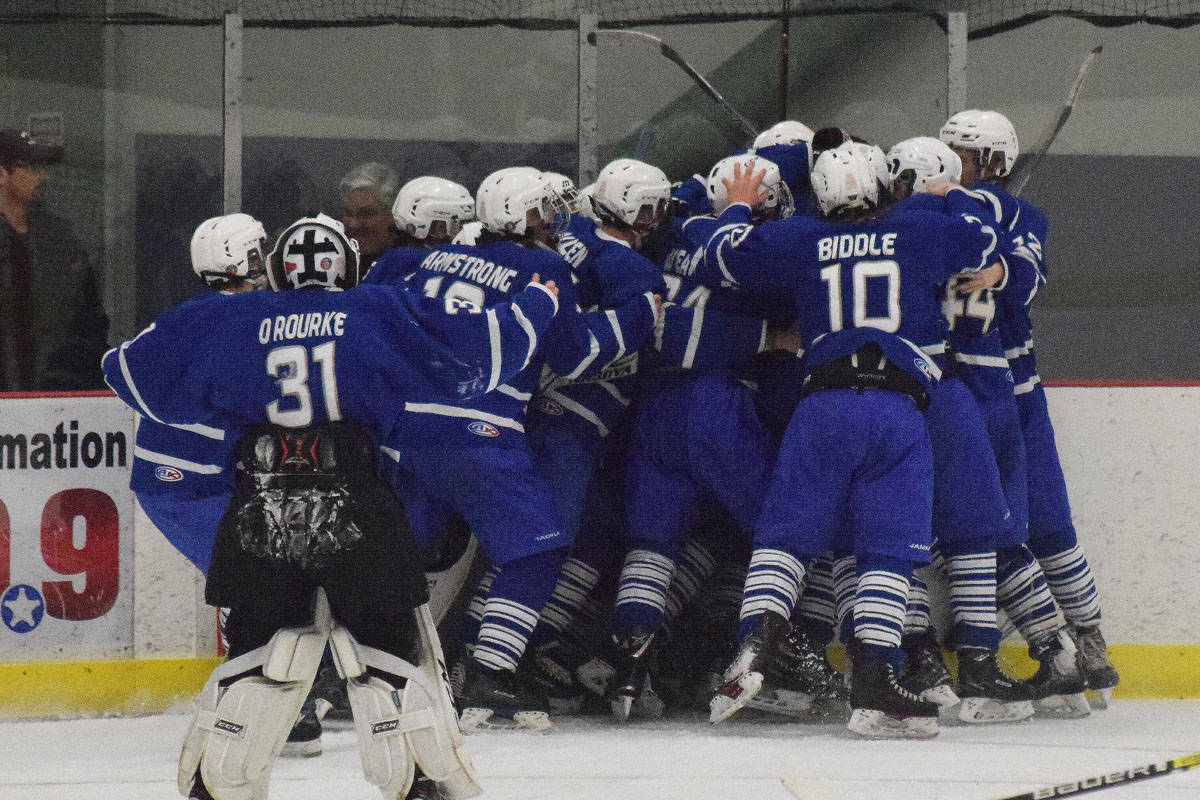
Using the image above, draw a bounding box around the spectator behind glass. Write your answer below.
[0,129,109,391]
[338,161,401,270]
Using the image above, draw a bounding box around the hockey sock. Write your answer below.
[531,556,602,648]
[460,566,499,650]
[903,574,932,635]
[614,547,677,639]
[832,555,858,644]
[661,539,717,634]
[996,544,1065,645]
[473,550,566,673]
[1032,544,1102,628]
[853,555,911,666]
[793,556,836,644]
[736,547,806,643]
[943,548,1002,651]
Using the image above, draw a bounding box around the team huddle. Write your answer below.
[104,109,1119,800]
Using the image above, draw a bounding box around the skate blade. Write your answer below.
[547,694,584,715]
[709,671,764,725]
[919,684,961,708]
[634,685,666,719]
[609,695,634,721]
[957,696,1034,724]
[279,738,322,758]
[575,658,616,697]
[1085,686,1113,710]
[459,706,552,733]
[746,688,815,717]
[1034,692,1091,719]
[847,708,938,740]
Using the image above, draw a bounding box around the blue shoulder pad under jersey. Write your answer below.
[102,281,559,438]
[556,216,666,308]
[362,245,428,287]
[700,202,999,387]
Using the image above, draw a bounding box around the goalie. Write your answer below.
[102,214,563,799]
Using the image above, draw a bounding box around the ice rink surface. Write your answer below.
[2,700,1198,800]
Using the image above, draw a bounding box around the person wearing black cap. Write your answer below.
[0,129,109,391]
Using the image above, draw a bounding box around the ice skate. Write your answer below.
[709,611,789,724]
[747,628,847,719]
[404,772,444,800]
[901,629,960,709]
[954,647,1034,723]
[847,654,939,739]
[281,698,323,757]
[605,629,657,721]
[525,641,586,715]
[1073,623,1119,709]
[457,658,552,732]
[186,772,216,800]
[1028,628,1091,718]
[310,654,352,726]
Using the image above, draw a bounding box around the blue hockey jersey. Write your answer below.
[102,281,559,439]
[699,202,1000,390]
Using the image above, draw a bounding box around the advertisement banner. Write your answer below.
[0,397,136,661]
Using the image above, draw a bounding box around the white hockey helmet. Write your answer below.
[939,109,1019,177]
[810,144,879,217]
[590,158,672,234]
[752,120,815,150]
[576,182,597,219]
[543,171,585,214]
[886,136,963,196]
[706,153,794,219]
[267,213,361,291]
[391,176,475,242]
[850,141,892,196]
[475,167,568,240]
[190,213,268,288]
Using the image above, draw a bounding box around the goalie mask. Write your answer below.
[706,154,794,221]
[810,145,878,217]
[887,136,962,199]
[267,213,361,291]
[190,213,268,289]
[590,158,672,244]
[392,176,475,243]
[939,109,1019,178]
[475,167,569,245]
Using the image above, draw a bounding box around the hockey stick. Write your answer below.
[992,750,1200,799]
[1009,45,1101,196]
[588,29,759,140]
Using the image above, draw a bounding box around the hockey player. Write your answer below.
[700,146,1004,739]
[103,213,561,800]
[390,176,475,249]
[364,167,661,730]
[940,109,1112,712]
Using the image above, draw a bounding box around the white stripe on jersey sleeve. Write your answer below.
[485,308,503,393]
[134,446,223,475]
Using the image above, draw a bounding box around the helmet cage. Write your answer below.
[267,214,361,291]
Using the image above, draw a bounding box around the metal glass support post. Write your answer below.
[223,10,243,215]
[578,13,599,187]
[947,10,968,116]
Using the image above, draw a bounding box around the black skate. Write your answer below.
[1029,628,1090,718]
[457,658,551,732]
[405,771,444,800]
[1073,624,1119,709]
[709,611,790,724]
[901,629,959,710]
[187,772,216,800]
[848,654,939,739]
[747,628,848,719]
[310,655,352,726]
[281,698,322,757]
[605,629,659,721]
[524,640,586,715]
[954,647,1034,724]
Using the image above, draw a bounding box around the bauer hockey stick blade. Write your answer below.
[589,29,759,140]
[1010,45,1101,196]
[992,750,1200,799]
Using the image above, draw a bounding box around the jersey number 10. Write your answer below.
[819,259,901,333]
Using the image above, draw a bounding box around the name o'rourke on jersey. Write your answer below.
[257,311,348,344]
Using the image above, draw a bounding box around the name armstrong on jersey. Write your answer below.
[0,420,128,470]
[420,250,519,293]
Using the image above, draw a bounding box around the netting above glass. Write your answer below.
[6,1,1200,32]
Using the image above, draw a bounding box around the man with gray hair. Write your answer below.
[339,161,401,269]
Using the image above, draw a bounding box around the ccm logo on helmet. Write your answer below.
[468,421,501,438]
[154,466,184,482]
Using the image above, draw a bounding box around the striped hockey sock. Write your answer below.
[474,598,541,672]
[997,545,1065,645]
[737,547,805,642]
[461,566,499,649]
[1036,545,1103,628]
[903,574,932,634]
[944,551,1001,650]
[794,557,836,638]
[854,563,911,651]
[614,548,676,637]
[662,540,717,630]
[537,557,602,637]
[832,555,858,643]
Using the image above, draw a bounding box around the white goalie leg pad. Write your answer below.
[330,605,482,800]
[178,607,329,799]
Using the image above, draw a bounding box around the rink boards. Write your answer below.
[0,387,1198,717]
